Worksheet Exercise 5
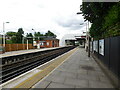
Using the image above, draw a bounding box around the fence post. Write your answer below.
[27,40,28,50]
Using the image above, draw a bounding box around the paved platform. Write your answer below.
[32,47,114,88]
[2,47,77,89]
[1,47,60,58]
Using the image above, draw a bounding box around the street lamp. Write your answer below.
[3,22,10,47]
[32,29,40,40]
[80,22,87,48]
[77,12,90,57]
[32,28,36,41]
[32,29,40,49]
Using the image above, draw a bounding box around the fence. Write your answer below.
[4,44,36,52]
[91,36,120,79]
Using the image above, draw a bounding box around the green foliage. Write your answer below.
[26,33,33,44]
[45,30,56,37]
[6,31,16,36]
[80,2,116,23]
[6,40,13,44]
[18,28,24,35]
[16,28,24,43]
[103,3,119,30]
[6,31,17,44]
[102,22,120,38]
[26,33,33,37]
[11,36,17,43]
[5,29,57,44]
[102,3,120,38]
[80,2,119,39]
[34,32,44,40]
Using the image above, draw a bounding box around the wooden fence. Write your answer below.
[2,44,36,52]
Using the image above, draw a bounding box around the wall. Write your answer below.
[40,40,59,48]
[0,39,59,52]
[4,44,35,52]
[91,36,120,79]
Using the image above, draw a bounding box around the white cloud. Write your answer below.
[0,0,89,46]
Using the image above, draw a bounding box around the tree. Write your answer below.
[80,2,118,39]
[6,31,16,37]
[6,31,17,44]
[34,32,44,40]
[45,30,56,37]
[80,2,116,23]
[16,28,24,43]
[11,36,17,43]
[26,33,33,44]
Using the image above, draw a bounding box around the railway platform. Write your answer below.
[1,47,115,89]
[1,47,60,58]
[31,47,114,89]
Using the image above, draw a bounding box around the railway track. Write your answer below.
[0,46,76,84]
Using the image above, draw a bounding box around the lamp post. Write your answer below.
[77,12,90,57]
[32,29,39,41]
[22,34,25,50]
[80,22,87,48]
[32,28,36,49]
[3,22,10,47]
[32,29,40,49]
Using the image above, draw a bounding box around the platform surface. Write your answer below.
[1,47,60,58]
[32,47,114,88]
[1,46,76,89]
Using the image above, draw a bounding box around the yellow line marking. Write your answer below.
[12,48,78,89]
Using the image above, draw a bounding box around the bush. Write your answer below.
[6,40,13,44]
[103,4,119,30]
[92,3,120,39]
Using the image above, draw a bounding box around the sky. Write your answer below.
[0,0,88,45]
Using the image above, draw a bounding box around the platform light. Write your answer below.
[3,22,10,48]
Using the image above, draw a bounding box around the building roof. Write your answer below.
[43,38,59,40]
[40,41,46,43]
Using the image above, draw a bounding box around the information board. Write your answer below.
[99,39,104,56]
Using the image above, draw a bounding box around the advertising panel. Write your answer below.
[93,40,98,52]
[93,41,95,51]
[99,39,104,56]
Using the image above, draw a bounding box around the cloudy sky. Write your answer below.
[0,0,87,41]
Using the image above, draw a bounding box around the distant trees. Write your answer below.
[6,31,16,37]
[45,30,56,37]
[6,28,24,44]
[16,28,24,43]
[26,33,33,44]
[34,32,44,40]
[6,29,56,44]
[6,31,17,44]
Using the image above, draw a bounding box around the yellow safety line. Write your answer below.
[12,48,78,89]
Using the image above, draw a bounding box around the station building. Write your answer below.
[34,37,59,48]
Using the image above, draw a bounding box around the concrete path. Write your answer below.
[32,47,114,89]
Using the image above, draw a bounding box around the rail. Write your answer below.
[0,46,76,84]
